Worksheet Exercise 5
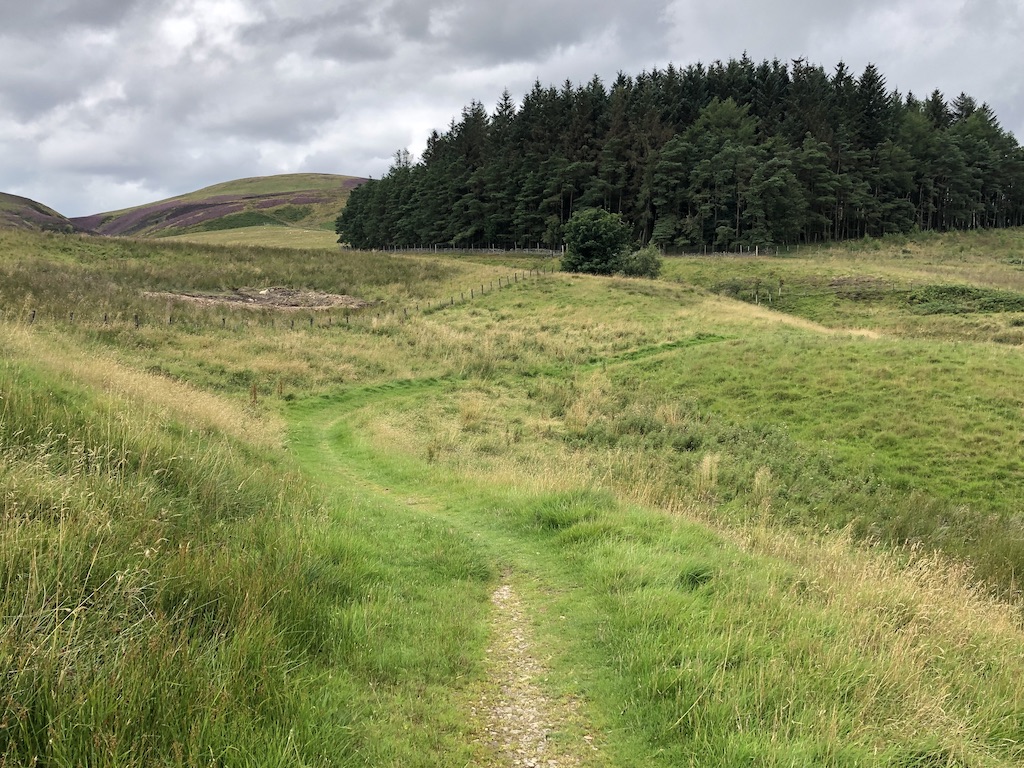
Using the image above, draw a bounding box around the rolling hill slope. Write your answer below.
[0,192,82,233]
[70,173,367,237]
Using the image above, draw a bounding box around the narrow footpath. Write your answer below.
[473,581,600,767]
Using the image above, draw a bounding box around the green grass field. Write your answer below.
[163,225,341,249]
[3,227,1024,765]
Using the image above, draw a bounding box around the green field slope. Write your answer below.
[3,227,1024,765]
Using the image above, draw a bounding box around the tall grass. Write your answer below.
[536,496,1024,765]
[0,228,461,319]
[0,325,336,765]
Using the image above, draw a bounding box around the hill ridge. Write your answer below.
[0,191,83,233]
[71,172,367,237]
[1,173,367,237]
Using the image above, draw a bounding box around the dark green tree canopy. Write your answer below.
[561,208,633,274]
[337,58,1024,251]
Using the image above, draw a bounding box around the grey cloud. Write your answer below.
[0,0,148,36]
[382,0,437,40]
[240,5,369,43]
[189,96,342,143]
[3,0,1023,216]
[0,73,87,121]
[310,31,394,63]
[418,0,673,67]
[666,0,894,66]
[245,9,398,64]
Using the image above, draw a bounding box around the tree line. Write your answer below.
[336,56,1024,250]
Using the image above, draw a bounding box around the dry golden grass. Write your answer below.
[163,226,340,250]
[694,293,884,338]
[1,323,284,448]
[727,523,1024,752]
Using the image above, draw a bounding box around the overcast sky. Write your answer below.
[2,0,1021,217]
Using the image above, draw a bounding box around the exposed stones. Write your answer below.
[473,582,598,767]
[143,287,371,310]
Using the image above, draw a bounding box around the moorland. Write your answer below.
[3,220,1024,766]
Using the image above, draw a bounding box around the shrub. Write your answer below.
[561,208,632,275]
[620,244,663,278]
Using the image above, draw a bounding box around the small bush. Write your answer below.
[561,208,632,275]
[620,244,663,278]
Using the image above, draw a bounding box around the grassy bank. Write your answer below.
[0,326,499,765]
[0,324,331,764]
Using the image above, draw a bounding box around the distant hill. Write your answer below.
[71,173,368,237]
[0,192,82,233]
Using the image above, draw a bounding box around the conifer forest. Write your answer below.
[336,57,1024,250]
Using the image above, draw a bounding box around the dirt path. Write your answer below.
[472,581,601,767]
[289,400,607,765]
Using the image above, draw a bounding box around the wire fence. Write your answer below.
[358,242,860,258]
[5,267,555,333]
[342,245,562,257]
[660,242,851,257]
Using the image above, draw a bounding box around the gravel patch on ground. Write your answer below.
[472,582,601,768]
[144,287,372,310]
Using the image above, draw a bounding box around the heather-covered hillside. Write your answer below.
[73,173,367,237]
[0,192,82,233]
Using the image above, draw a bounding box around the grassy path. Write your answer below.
[286,374,1024,767]
[475,579,599,767]
[287,384,618,767]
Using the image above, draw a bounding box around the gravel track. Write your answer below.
[472,582,600,768]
